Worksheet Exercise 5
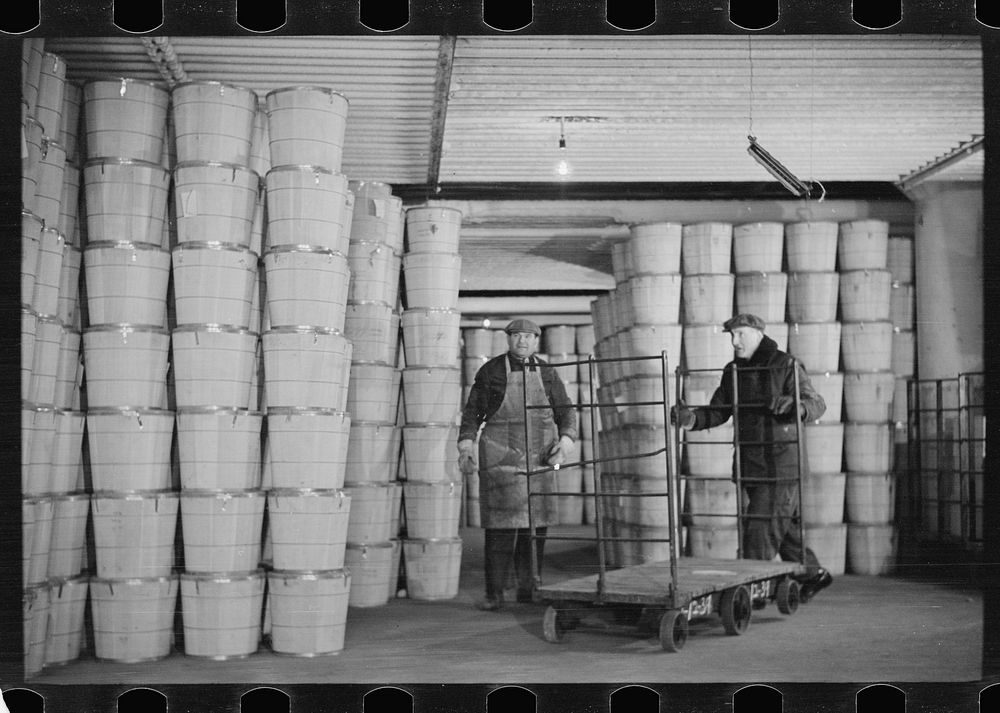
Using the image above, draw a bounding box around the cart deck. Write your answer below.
[537,557,806,607]
[536,556,810,651]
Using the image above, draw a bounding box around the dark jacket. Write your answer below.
[691,335,825,483]
[458,353,578,443]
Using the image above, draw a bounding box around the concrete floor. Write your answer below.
[34,525,983,686]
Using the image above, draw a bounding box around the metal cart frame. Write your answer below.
[520,351,810,652]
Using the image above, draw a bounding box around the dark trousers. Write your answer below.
[483,527,547,600]
[743,482,820,576]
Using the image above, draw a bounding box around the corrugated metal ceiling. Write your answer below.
[39,35,977,301]
[43,35,984,186]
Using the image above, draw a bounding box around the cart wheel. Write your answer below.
[542,605,565,643]
[720,585,752,636]
[776,577,800,615]
[658,609,688,652]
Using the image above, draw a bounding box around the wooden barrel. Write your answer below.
[265,86,350,171]
[173,161,260,247]
[180,490,266,573]
[83,158,169,245]
[265,164,352,253]
[265,408,351,490]
[82,326,170,408]
[180,571,264,660]
[735,271,787,323]
[785,221,838,272]
[172,81,258,165]
[90,491,179,579]
[402,252,462,310]
[628,221,683,275]
[176,407,263,491]
[263,247,351,331]
[733,222,784,273]
[838,220,889,270]
[681,222,732,274]
[84,241,170,327]
[90,575,178,663]
[267,489,352,570]
[403,537,463,600]
[404,206,463,253]
[267,569,351,656]
[172,325,258,409]
[83,78,170,164]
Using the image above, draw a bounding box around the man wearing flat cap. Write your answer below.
[671,313,834,601]
[458,318,578,611]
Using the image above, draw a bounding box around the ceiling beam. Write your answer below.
[426,35,457,192]
[393,181,909,204]
[896,135,984,193]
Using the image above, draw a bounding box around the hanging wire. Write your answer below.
[809,39,816,193]
[807,40,826,203]
[747,35,755,138]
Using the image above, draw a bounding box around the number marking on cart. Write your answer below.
[686,595,713,619]
[749,580,773,601]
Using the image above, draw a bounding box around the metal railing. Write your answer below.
[523,352,680,604]
[520,353,811,606]
[904,372,984,552]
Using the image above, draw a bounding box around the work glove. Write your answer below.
[545,435,575,466]
[769,394,795,417]
[457,439,476,474]
[670,404,696,430]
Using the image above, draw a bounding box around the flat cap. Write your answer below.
[504,318,541,336]
[722,313,766,332]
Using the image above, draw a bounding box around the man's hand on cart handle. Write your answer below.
[670,403,696,430]
[457,439,477,474]
[769,394,795,417]
[546,435,575,466]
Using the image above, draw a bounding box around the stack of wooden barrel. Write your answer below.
[784,222,848,577]
[341,180,406,609]
[837,221,897,576]
[398,206,465,601]
[166,79,267,662]
[21,40,94,677]
[458,325,513,525]
[677,223,737,562]
[78,72,180,668]
[259,85,356,657]
[542,325,585,528]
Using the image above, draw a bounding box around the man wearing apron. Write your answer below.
[458,319,578,611]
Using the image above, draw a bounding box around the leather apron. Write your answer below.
[478,357,559,529]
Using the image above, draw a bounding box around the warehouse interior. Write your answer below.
[16,33,991,695]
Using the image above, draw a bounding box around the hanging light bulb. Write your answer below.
[555,116,571,177]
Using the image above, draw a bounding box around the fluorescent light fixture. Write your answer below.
[747,135,812,198]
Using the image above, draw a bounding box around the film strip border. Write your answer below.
[2,682,999,712]
[1,0,999,35]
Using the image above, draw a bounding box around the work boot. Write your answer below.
[799,568,833,602]
[474,595,503,612]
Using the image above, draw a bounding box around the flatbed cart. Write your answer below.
[522,352,809,652]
